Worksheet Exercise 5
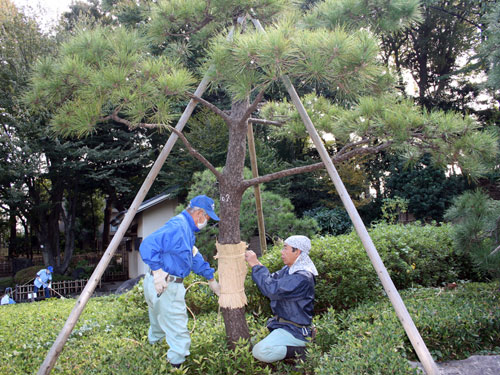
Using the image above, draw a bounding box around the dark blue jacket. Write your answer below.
[252,264,315,341]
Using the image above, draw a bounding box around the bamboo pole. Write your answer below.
[36,72,212,375]
[247,122,267,254]
[250,18,440,375]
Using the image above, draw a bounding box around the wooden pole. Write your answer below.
[284,76,440,375]
[36,74,212,375]
[247,122,267,254]
[250,18,440,375]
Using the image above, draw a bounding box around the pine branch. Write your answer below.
[100,110,160,130]
[337,138,370,155]
[427,5,482,30]
[186,93,232,125]
[491,245,500,256]
[248,118,283,127]
[164,0,214,37]
[242,141,393,188]
[238,86,268,126]
[167,126,222,180]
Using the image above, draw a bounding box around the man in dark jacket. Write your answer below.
[245,235,318,363]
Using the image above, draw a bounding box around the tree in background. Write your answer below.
[25,0,498,346]
[383,154,471,222]
[0,0,55,259]
[0,0,157,272]
[479,1,500,96]
[444,189,500,280]
[379,0,496,113]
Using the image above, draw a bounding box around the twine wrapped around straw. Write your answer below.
[214,241,248,308]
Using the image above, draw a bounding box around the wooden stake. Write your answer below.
[247,121,267,254]
[251,18,440,375]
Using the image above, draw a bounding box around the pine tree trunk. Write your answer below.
[8,206,17,259]
[61,187,78,273]
[102,197,113,251]
[217,99,251,346]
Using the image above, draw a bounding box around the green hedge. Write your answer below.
[0,282,498,374]
[185,223,473,315]
[301,282,500,374]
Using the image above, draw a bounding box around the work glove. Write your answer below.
[152,268,169,295]
[48,283,52,289]
[208,279,221,296]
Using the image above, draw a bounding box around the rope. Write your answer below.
[184,281,221,334]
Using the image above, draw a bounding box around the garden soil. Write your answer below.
[410,355,500,374]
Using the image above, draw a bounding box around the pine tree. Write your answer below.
[26,0,498,348]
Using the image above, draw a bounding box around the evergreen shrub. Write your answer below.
[249,223,471,313]
[0,282,498,374]
[301,282,500,375]
[185,223,474,315]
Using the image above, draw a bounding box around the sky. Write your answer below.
[12,0,76,30]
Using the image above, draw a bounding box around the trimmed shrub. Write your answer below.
[301,282,500,374]
[249,223,469,313]
[0,282,498,374]
[368,223,475,287]
[184,223,475,315]
[13,266,41,285]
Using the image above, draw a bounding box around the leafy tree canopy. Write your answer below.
[261,93,498,179]
[480,1,500,93]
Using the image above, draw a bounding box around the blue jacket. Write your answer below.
[0,295,15,305]
[252,265,315,341]
[34,269,52,288]
[139,210,214,280]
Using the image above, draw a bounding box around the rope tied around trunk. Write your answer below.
[214,241,248,309]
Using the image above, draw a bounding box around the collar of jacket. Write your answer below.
[181,210,200,233]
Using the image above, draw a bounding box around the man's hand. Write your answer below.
[245,250,262,267]
[152,269,169,295]
[208,279,221,296]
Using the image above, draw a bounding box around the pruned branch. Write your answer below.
[239,86,268,126]
[167,126,222,180]
[242,141,393,188]
[248,118,283,127]
[337,138,370,155]
[100,110,160,130]
[187,92,232,125]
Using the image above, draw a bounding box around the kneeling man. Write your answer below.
[245,235,318,363]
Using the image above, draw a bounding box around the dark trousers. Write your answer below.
[34,286,50,298]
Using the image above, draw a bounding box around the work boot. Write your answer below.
[285,346,307,360]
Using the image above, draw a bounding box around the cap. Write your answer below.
[47,266,54,273]
[189,195,220,221]
[284,235,311,254]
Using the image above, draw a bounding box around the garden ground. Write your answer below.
[411,355,500,374]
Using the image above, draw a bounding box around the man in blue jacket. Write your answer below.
[245,235,318,363]
[34,266,53,300]
[139,195,221,368]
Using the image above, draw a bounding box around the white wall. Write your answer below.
[128,199,178,279]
